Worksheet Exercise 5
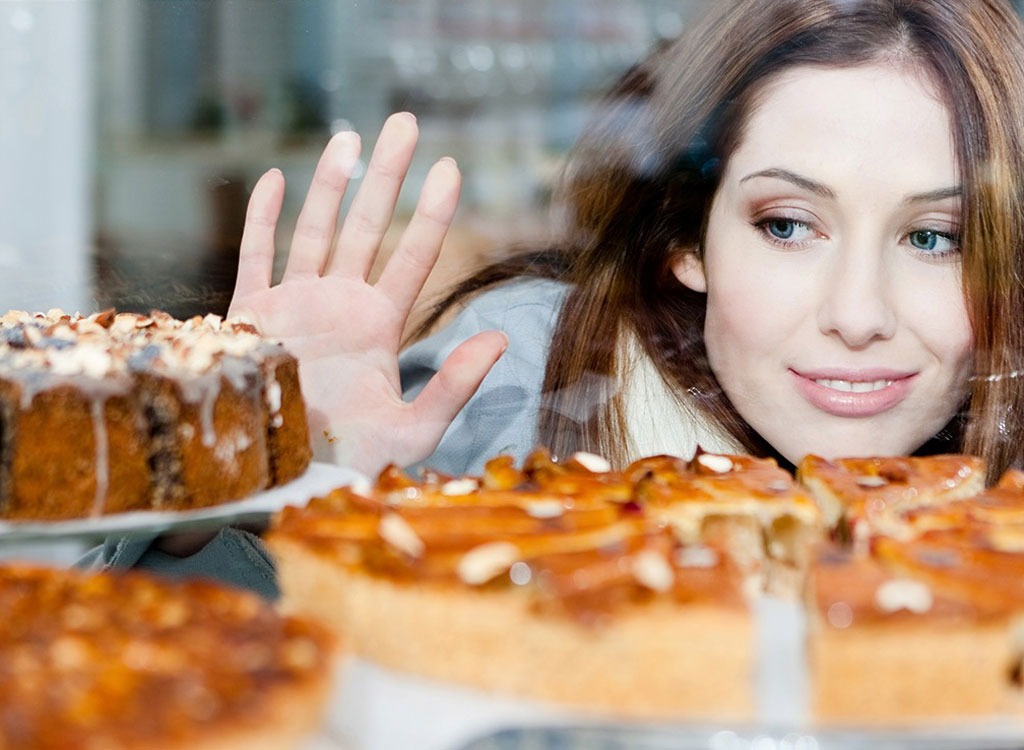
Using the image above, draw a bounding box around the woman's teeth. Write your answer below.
[815,378,893,393]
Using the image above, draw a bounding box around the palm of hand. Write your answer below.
[228,114,505,475]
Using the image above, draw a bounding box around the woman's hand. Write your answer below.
[228,113,507,475]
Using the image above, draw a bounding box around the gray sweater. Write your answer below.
[79,279,570,598]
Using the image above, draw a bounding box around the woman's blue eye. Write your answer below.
[909,229,958,254]
[767,219,797,239]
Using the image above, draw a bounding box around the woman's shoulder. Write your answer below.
[450,277,569,325]
[400,277,570,476]
[403,278,570,363]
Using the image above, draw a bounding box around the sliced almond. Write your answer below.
[571,451,612,473]
[697,453,734,474]
[855,475,889,488]
[631,550,675,592]
[874,578,932,614]
[441,478,479,497]
[457,542,521,586]
[378,513,425,559]
[675,545,720,569]
[525,500,565,519]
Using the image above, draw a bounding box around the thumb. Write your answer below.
[409,330,509,449]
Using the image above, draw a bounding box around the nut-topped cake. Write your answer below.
[0,308,311,520]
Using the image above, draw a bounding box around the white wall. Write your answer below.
[0,1,94,314]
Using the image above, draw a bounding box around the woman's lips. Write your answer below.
[789,369,915,417]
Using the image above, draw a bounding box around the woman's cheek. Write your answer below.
[707,267,800,349]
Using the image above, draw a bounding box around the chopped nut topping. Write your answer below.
[92,309,116,328]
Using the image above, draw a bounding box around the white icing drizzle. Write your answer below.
[90,397,109,517]
[266,376,282,416]
[199,383,218,448]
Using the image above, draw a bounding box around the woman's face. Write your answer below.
[673,63,973,464]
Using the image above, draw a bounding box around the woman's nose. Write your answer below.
[815,243,897,348]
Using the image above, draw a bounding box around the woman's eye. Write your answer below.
[767,219,798,239]
[755,217,815,244]
[908,229,959,255]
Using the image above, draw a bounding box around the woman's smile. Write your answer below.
[789,369,916,418]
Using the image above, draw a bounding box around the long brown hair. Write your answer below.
[415,0,1024,479]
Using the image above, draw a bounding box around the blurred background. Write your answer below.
[0,0,708,323]
[4,0,1024,323]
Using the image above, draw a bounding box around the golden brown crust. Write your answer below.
[0,564,335,750]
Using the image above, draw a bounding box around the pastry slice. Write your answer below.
[797,454,986,547]
[808,542,1023,723]
[268,465,755,721]
[628,451,821,596]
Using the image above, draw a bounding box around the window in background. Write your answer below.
[92,0,705,319]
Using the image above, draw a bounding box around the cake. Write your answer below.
[0,563,335,749]
[0,308,311,520]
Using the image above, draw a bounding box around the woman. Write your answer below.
[232,0,1024,479]
[100,0,1024,589]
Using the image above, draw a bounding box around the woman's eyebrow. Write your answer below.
[739,168,836,199]
[903,185,962,205]
[739,169,961,206]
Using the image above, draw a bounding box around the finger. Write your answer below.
[375,157,461,319]
[326,112,418,279]
[283,130,362,280]
[409,330,508,445]
[232,168,285,301]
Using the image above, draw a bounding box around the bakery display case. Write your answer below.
[5,1,1024,749]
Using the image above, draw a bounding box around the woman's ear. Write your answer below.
[671,249,707,293]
